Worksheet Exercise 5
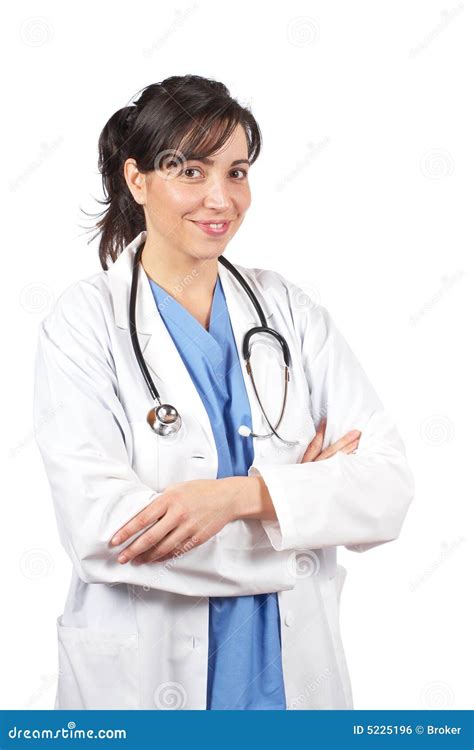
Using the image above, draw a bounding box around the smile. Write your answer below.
[190,220,231,236]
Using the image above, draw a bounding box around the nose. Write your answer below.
[202,175,233,211]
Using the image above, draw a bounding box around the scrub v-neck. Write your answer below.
[149,275,225,375]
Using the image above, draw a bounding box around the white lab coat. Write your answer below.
[33,230,414,710]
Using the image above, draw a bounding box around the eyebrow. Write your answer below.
[186,157,250,167]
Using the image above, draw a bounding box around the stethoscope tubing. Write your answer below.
[129,239,298,445]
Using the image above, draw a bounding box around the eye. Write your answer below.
[183,167,202,178]
[180,166,248,179]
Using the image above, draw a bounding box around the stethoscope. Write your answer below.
[129,239,299,447]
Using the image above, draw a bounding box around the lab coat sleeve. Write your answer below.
[248,287,415,553]
[33,282,295,596]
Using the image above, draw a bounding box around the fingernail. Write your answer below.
[110,535,120,546]
[117,554,128,563]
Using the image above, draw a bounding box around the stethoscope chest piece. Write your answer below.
[147,404,182,436]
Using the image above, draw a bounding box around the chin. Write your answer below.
[190,235,232,254]
[195,245,228,261]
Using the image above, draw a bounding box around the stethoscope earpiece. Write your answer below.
[238,425,252,437]
[130,239,297,446]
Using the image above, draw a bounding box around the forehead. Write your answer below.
[183,122,248,163]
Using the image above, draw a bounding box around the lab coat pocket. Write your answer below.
[128,415,216,493]
[55,616,140,709]
[127,418,187,492]
[128,420,164,491]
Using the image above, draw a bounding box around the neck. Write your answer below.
[140,234,219,306]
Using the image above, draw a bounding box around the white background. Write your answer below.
[2,0,472,710]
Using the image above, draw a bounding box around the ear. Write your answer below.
[124,158,146,205]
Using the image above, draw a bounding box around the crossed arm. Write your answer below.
[34,281,413,597]
[109,420,360,565]
[33,286,295,597]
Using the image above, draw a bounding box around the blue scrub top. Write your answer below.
[148,272,286,710]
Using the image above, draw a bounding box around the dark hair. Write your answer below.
[84,75,262,270]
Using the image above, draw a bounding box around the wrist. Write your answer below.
[225,476,276,521]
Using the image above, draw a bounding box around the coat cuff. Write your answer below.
[248,464,299,551]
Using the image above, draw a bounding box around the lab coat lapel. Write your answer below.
[107,232,215,454]
[107,231,275,464]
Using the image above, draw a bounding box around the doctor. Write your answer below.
[33,75,415,710]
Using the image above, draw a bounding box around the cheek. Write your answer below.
[150,183,197,224]
[236,185,251,213]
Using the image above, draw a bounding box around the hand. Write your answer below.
[301,417,361,463]
[109,479,238,565]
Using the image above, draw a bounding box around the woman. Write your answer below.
[33,74,414,710]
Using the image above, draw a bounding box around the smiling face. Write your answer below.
[124,122,251,264]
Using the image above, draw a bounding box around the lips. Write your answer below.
[190,220,231,237]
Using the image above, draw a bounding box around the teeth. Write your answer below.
[209,223,225,229]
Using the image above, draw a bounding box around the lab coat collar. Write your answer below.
[106,230,274,332]
[106,230,275,454]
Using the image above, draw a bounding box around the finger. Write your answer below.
[138,530,199,562]
[150,537,197,564]
[301,417,327,462]
[133,525,195,564]
[110,495,167,546]
[340,438,359,454]
[314,430,361,461]
[117,511,178,563]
